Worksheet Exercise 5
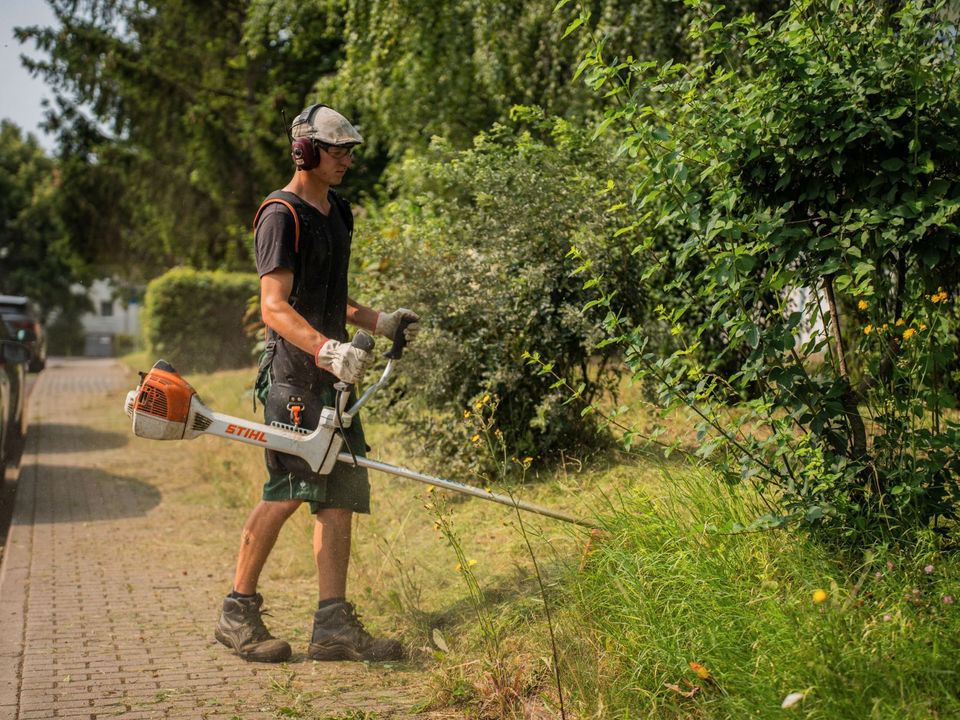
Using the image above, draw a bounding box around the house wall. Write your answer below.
[78,279,141,357]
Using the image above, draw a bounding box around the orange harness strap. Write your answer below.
[253,197,301,254]
[253,197,303,369]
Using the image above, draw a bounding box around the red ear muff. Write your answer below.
[291,137,319,171]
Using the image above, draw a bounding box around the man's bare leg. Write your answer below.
[308,508,404,661]
[233,499,302,593]
[313,508,353,601]
[216,499,300,663]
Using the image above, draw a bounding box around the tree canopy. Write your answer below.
[0,121,87,315]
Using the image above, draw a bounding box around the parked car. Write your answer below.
[0,320,30,466]
[0,295,47,372]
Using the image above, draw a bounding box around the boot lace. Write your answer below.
[241,597,276,642]
[341,603,372,638]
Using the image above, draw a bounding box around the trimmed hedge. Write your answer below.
[142,267,259,372]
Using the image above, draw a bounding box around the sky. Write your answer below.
[1,0,58,151]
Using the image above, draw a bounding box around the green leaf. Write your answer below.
[881,158,904,172]
[562,16,584,39]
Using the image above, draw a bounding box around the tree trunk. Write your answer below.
[823,274,868,459]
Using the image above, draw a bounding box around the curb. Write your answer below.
[0,371,45,715]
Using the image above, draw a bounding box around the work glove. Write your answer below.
[375,308,421,344]
[315,339,372,384]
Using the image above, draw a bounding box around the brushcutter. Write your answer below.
[123,329,594,528]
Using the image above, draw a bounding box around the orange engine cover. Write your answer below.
[135,367,196,423]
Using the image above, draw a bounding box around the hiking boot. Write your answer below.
[307,600,404,662]
[215,593,291,663]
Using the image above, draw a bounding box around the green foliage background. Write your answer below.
[355,108,649,463]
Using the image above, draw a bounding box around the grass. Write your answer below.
[122,352,960,719]
[561,469,960,719]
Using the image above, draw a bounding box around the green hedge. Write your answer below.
[142,267,259,373]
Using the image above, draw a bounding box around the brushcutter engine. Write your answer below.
[125,360,213,441]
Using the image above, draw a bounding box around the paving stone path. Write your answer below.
[0,359,455,719]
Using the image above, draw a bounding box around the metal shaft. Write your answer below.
[339,453,597,528]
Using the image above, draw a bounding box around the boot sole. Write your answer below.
[307,642,403,662]
[215,628,292,663]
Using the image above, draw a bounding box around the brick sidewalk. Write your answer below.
[0,359,448,719]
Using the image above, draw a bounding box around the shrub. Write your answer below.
[142,267,259,373]
[355,108,646,473]
[563,0,960,541]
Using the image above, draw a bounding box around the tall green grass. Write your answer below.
[561,470,960,719]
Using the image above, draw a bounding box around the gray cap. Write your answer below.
[290,104,363,146]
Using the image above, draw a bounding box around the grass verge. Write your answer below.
[560,468,960,719]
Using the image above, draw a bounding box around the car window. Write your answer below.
[0,304,31,315]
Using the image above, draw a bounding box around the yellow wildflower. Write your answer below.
[471,434,481,444]
[482,393,491,404]
[689,661,711,680]
[864,324,874,335]
[858,299,870,310]
[895,318,905,327]
[902,327,916,341]
[881,323,889,332]
[463,410,471,419]
[812,589,828,604]
[919,323,927,331]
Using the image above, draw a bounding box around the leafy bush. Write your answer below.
[563,0,960,541]
[142,267,259,373]
[355,108,646,471]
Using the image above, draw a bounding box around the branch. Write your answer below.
[822,273,868,459]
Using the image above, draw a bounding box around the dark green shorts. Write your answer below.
[257,368,370,515]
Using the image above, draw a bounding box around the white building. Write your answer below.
[76,278,141,356]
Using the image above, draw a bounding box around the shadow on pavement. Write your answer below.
[23,464,162,524]
[27,423,129,454]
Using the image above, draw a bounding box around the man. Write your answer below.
[215,104,419,663]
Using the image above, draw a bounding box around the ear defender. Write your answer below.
[291,137,319,171]
[289,103,327,171]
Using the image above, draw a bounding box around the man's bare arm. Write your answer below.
[346,296,379,333]
[260,269,327,355]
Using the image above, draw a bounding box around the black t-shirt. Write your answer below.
[254,190,353,387]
